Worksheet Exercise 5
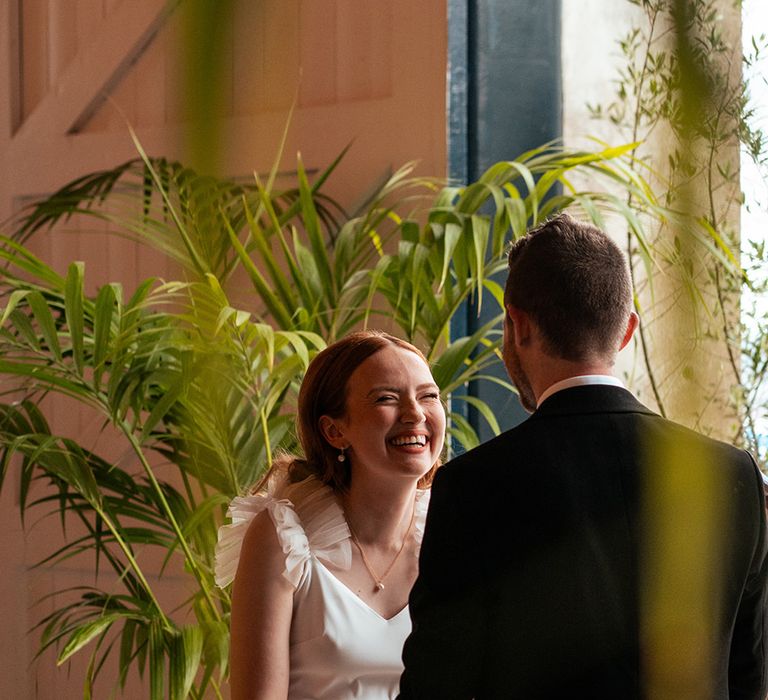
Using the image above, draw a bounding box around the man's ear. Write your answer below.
[619,311,639,351]
[506,305,532,346]
[318,415,347,449]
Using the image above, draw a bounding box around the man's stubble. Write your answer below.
[502,318,537,413]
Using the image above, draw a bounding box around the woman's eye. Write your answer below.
[421,392,440,401]
[375,395,397,403]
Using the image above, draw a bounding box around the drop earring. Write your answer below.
[337,446,346,462]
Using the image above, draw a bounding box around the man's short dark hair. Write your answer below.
[504,213,633,362]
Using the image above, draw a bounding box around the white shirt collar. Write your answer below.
[537,374,625,408]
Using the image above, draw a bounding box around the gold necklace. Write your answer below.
[347,506,416,593]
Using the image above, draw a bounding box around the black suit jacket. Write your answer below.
[399,386,768,699]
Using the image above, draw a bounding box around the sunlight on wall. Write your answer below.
[742,0,768,444]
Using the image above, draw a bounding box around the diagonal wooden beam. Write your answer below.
[10,0,176,151]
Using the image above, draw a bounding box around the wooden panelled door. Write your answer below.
[0,0,446,696]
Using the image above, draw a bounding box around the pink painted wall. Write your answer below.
[0,1,447,696]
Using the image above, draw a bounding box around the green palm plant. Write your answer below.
[0,140,671,697]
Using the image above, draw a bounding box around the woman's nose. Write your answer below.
[400,399,426,423]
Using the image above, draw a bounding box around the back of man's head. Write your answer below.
[504,213,633,363]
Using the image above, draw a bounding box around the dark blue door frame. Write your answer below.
[448,0,562,444]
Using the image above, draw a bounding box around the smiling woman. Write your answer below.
[214,330,446,700]
[320,345,445,489]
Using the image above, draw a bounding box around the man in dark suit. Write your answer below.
[399,214,768,699]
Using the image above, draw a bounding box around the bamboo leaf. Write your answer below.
[296,155,335,305]
[149,623,164,700]
[292,231,324,311]
[169,626,203,700]
[430,314,504,389]
[140,374,185,442]
[468,215,490,311]
[118,620,137,688]
[446,412,480,452]
[0,235,66,286]
[57,614,121,664]
[241,192,298,310]
[224,217,293,328]
[7,309,41,349]
[437,222,462,292]
[27,291,63,360]
[451,394,502,435]
[128,128,209,276]
[93,283,118,388]
[0,289,32,327]
[64,263,86,375]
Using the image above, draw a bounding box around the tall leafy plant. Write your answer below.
[1,141,663,697]
[589,0,768,462]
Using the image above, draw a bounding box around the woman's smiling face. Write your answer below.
[321,345,446,486]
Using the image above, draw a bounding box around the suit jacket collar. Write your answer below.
[530,384,657,420]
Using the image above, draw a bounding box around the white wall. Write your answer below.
[561,0,743,439]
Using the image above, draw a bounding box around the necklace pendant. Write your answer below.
[375,581,385,591]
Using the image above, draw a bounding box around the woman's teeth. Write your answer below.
[390,436,427,447]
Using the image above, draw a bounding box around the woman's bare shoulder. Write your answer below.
[235,510,289,587]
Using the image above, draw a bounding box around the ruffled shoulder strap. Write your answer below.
[214,474,351,589]
[214,482,290,589]
[281,476,352,573]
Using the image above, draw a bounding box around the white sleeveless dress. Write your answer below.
[215,474,430,700]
